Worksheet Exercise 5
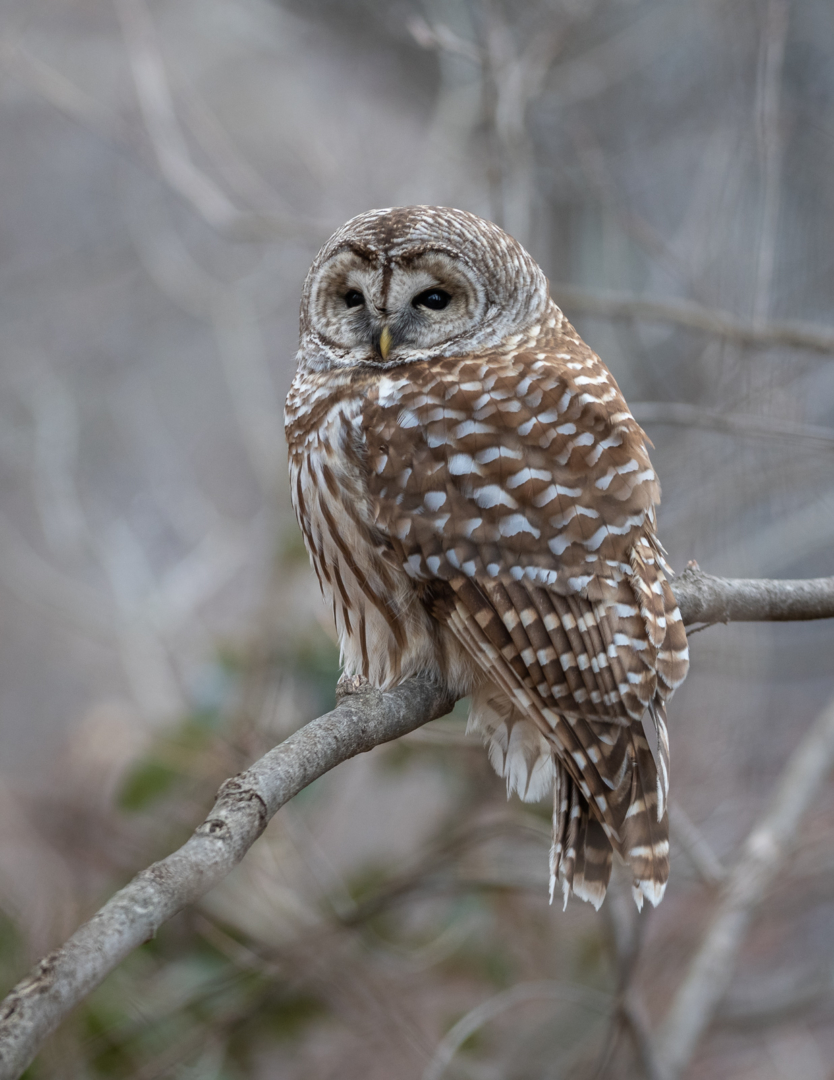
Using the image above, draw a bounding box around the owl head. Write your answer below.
[298,206,550,371]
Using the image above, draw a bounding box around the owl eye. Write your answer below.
[413,288,451,311]
[344,290,365,308]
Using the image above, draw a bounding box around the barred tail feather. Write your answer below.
[549,762,613,910]
[548,735,668,912]
[472,689,669,910]
[573,817,614,910]
[623,726,670,910]
[657,577,690,693]
[468,668,671,909]
[648,701,670,822]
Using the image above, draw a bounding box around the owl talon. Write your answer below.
[335,673,373,701]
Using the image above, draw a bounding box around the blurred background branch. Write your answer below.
[657,685,834,1079]
[555,287,834,356]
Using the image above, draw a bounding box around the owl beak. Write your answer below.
[378,325,393,361]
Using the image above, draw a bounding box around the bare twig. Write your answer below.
[1,570,834,1077]
[409,9,561,246]
[2,28,326,242]
[173,81,297,222]
[546,4,696,107]
[753,0,788,324]
[421,980,610,1080]
[621,993,665,1080]
[555,285,834,356]
[655,687,834,1079]
[211,289,287,504]
[478,9,562,246]
[114,0,246,235]
[407,17,483,65]
[718,968,834,1030]
[0,517,111,638]
[396,14,485,211]
[597,867,664,1080]
[630,401,834,451]
[668,801,726,888]
[569,122,693,289]
[673,565,834,625]
[114,0,324,240]
[0,37,128,145]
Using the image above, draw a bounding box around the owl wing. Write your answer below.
[361,330,688,906]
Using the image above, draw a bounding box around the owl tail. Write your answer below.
[550,763,613,910]
[620,704,671,910]
[551,705,670,911]
[550,719,670,913]
[469,689,670,910]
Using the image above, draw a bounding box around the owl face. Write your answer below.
[298,206,550,371]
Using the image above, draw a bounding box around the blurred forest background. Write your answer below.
[1,0,834,1077]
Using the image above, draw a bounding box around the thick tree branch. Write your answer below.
[0,676,454,1080]
[1,570,833,1078]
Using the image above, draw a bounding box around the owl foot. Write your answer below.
[335,673,373,702]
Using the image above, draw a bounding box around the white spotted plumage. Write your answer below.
[285,206,689,910]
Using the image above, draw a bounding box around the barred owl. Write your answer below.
[285,206,689,910]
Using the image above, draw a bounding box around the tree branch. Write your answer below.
[630,401,834,452]
[0,676,454,1080]
[673,564,834,625]
[555,285,834,357]
[421,981,611,1080]
[1,569,834,1078]
[114,0,326,240]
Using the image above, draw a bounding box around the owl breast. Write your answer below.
[285,368,478,692]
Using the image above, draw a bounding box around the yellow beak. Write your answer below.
[379,325,393,361]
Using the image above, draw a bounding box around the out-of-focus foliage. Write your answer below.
[1,0,834,1077]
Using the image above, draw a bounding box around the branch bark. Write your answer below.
[673,564,834,625]
[0,676,454,1080]
[1,569,833,1078]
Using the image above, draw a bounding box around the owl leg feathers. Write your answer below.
[467,689,557,803]
[469,685,669,910]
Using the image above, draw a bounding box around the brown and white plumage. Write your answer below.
[285,206,689,910]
